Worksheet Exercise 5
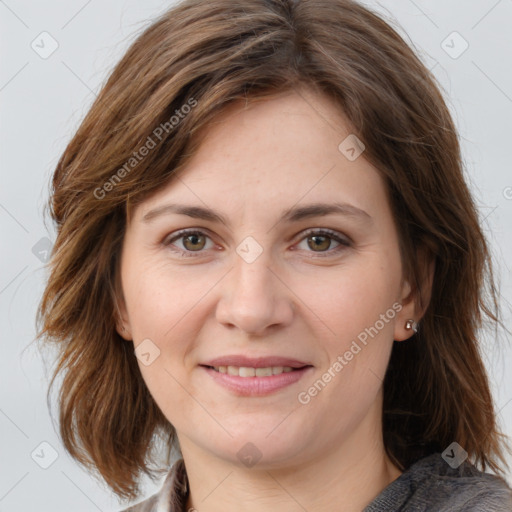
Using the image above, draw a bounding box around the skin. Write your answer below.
[117,86,432,512]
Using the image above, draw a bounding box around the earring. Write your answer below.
[405,319,418,333]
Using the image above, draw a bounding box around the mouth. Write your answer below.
[200,364,314,396]
[202,364,311,377]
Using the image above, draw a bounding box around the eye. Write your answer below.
[163,229,215,257]
[163,228,351,258]
[295,229,351,257]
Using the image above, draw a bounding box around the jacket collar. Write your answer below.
[154,458,188,512]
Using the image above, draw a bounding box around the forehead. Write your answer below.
[132,88,390,226]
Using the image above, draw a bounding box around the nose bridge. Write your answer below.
[234,247,273,299]
[216,239,293,334]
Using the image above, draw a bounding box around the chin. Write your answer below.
[212,434,311,470]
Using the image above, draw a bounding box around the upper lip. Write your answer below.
[202,355,312,369]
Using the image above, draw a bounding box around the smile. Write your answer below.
[209,365,296,377]
[201,365,313,396]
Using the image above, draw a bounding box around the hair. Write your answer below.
[35,0,511,501]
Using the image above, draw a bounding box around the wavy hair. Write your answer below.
[35,0,511,500]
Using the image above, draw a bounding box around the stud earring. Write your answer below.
[405,319,418,333]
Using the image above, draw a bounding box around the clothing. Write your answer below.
[120,452,512,511]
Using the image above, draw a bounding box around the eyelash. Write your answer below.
[163,228,351,258]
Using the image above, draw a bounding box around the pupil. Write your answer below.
[185,234,204,250]
[309,235,329,251]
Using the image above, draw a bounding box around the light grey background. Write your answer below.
[1,0,511,510]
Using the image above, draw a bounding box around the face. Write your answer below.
[117,87,417,469]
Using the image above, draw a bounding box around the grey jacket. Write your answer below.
[120,452,512,511]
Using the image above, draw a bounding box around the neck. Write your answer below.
[180,407,402,512]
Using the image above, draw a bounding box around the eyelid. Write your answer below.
[163,228,217,257]
[163,227,352,257]
[298,227,352,245]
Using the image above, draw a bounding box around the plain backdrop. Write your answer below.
[1,0,511,510]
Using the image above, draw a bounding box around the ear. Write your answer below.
[393,246,435,341]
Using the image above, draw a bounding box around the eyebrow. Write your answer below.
[141,201,373,227]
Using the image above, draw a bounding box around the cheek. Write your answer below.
[124,263,202,422]
[296,262,397,431]
[291,251,400,407]
[123,261,212,405]
[123,258,207,339]
[294,254,399,341]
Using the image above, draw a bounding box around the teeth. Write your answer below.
[214,365,296,377]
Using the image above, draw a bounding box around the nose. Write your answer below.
[215,249,295,336]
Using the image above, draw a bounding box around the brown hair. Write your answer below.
[35,0,511,501]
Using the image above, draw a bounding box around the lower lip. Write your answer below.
[201,366,313,396]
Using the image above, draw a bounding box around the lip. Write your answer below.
[201,365,314,396]
[202,355,311,368]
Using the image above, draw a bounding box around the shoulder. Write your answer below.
[364,452,512,512]
[428,471,512,512]
[459,486,512,511]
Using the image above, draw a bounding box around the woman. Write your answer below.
[36,0,512,510]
